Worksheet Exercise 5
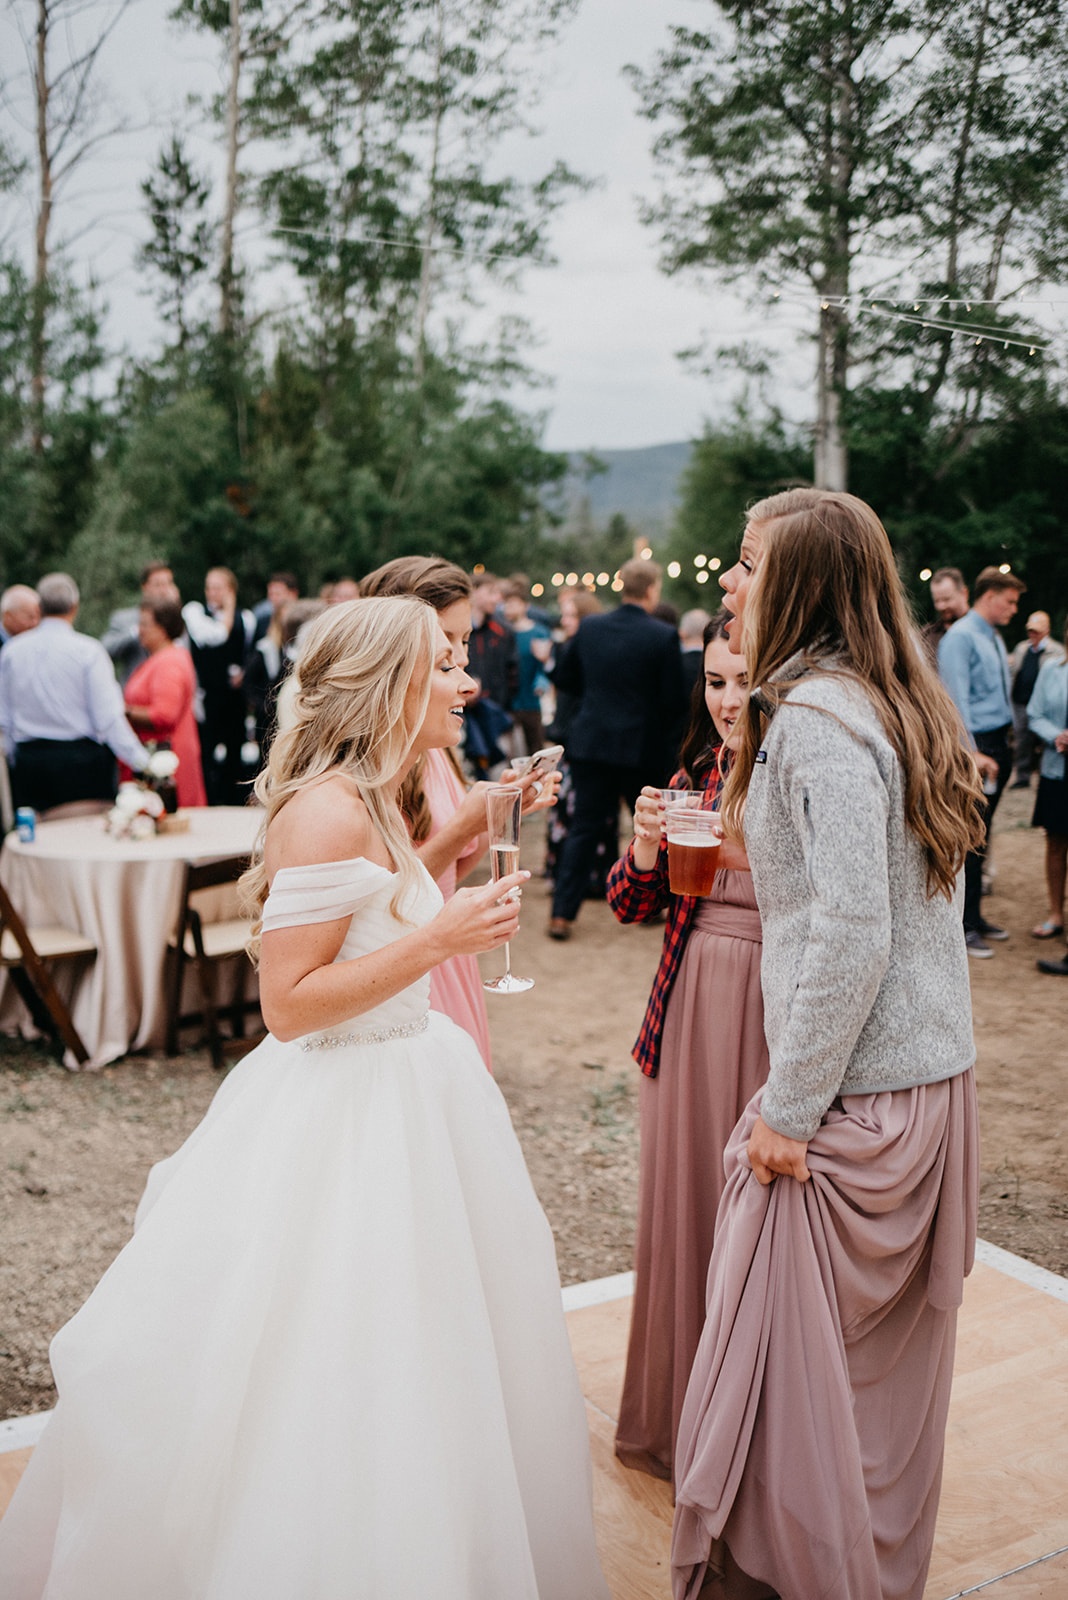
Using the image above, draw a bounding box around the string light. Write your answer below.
[596,572,610,585]
[565,571,577,585]
[551,572,564,586]
[667,560,681,578]
[771,289,1052,356]
[694,554,707,567]
[709,557,722,572]
[920,567,932,580]
[531,582,544,597]
[582,571,594,585]
[639,546,653,560]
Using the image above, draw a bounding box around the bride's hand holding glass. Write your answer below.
[425,869,529,959]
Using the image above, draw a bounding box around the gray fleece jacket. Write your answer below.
[744,662,976,1142]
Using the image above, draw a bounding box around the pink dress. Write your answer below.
[423,749,492,1071]
[123,647,207,809]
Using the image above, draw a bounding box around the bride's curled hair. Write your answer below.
[241,596,440,956]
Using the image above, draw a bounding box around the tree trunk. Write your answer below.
[219,0,242,339]
[413,0,445,385]
[30,0,52,456]
[814,33,852,492]
[814,298,848,490]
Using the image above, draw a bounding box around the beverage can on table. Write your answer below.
[15,807,36,843]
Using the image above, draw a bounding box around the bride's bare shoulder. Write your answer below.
[263,773,376,882]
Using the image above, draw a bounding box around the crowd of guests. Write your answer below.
[0,551,1064,973]
[0,563,333,820]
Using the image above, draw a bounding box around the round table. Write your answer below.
[0,807,262,1069]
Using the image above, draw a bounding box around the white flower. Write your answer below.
[114,783,146,816]
[129,813,156,840]
[146,750,180,780]
[140,789,165,818]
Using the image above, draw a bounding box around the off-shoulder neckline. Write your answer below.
[268,856,398,886]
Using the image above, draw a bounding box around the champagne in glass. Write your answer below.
[482,785,534,994]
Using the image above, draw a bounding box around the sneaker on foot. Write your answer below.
[1037,954,1068,976]
[978,920,1008,940]
[965,929,993,959]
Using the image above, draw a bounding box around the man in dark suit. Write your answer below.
[548,557,685,940]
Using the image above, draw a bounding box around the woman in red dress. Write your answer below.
[123,598,207,808]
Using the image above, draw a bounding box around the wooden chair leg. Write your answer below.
[230,959,246,1040]
[166,937,187,1057]
[191,915,224,1070]
[8,962,90,1066]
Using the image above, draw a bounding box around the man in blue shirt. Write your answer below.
[938,566,1026,957]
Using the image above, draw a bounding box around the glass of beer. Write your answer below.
[665,808,723,897]
[482,785,534,994]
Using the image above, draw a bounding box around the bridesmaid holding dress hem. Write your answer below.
[673,490,984,1600]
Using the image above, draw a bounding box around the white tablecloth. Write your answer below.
[0,807,263,1069]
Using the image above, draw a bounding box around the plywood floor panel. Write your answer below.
[2,1256,1067,1600]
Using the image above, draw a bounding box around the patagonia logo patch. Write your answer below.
[755,749,768,765]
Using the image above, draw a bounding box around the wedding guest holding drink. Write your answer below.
[360,557,558,1068]
[672,490,983,1600]
[0,596,609,1600]
[123,597,207,808]
[607,611,768,1485]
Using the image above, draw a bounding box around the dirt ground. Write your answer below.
[1,791,1065,1419]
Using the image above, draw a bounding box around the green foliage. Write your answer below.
[662,412,811,609]
[633,0,1068,486]
[138,136,216,345]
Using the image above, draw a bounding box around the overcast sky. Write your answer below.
[0,0,818,452]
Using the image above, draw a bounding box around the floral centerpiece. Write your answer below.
[105,748,182,840]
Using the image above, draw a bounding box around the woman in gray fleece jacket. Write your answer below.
[672,491,985,1600]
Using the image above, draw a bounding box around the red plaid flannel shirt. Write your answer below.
[606,764,723,1078]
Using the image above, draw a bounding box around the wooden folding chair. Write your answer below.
[166,855,261,1069]
[0,881,97,1065]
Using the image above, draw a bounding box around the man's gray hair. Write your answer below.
[0,584,39,615]
[679,607,712,642]
[37,572,80,616]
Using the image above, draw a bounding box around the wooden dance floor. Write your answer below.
[3,1241,1067,1597]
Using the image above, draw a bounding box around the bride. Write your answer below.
[0,596,610,1600]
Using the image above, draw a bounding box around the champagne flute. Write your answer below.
[482,784,534,994]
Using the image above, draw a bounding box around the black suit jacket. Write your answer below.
[553,603,686,775]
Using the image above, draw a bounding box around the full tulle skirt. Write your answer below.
[0,1012,608,1600]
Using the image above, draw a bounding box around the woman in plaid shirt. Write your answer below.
[607,611,769,1485]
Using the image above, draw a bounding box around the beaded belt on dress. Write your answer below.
[299,1014,429,1052]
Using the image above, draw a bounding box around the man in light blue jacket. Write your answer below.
[1027,647,1068,975]
[938,565,1026,957]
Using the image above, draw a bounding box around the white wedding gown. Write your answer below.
[0,857,610,1600]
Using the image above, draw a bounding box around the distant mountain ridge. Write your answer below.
[556,441,693,541]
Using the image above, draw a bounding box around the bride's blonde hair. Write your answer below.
[240,596,439,957]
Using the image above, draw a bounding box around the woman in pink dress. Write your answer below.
[123,598,207,808]
[607,611,768,1486]
[360,557,558,1070]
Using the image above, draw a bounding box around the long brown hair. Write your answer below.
[360,557,472,841]
[677,610,732,786]
[722,490,984,897]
